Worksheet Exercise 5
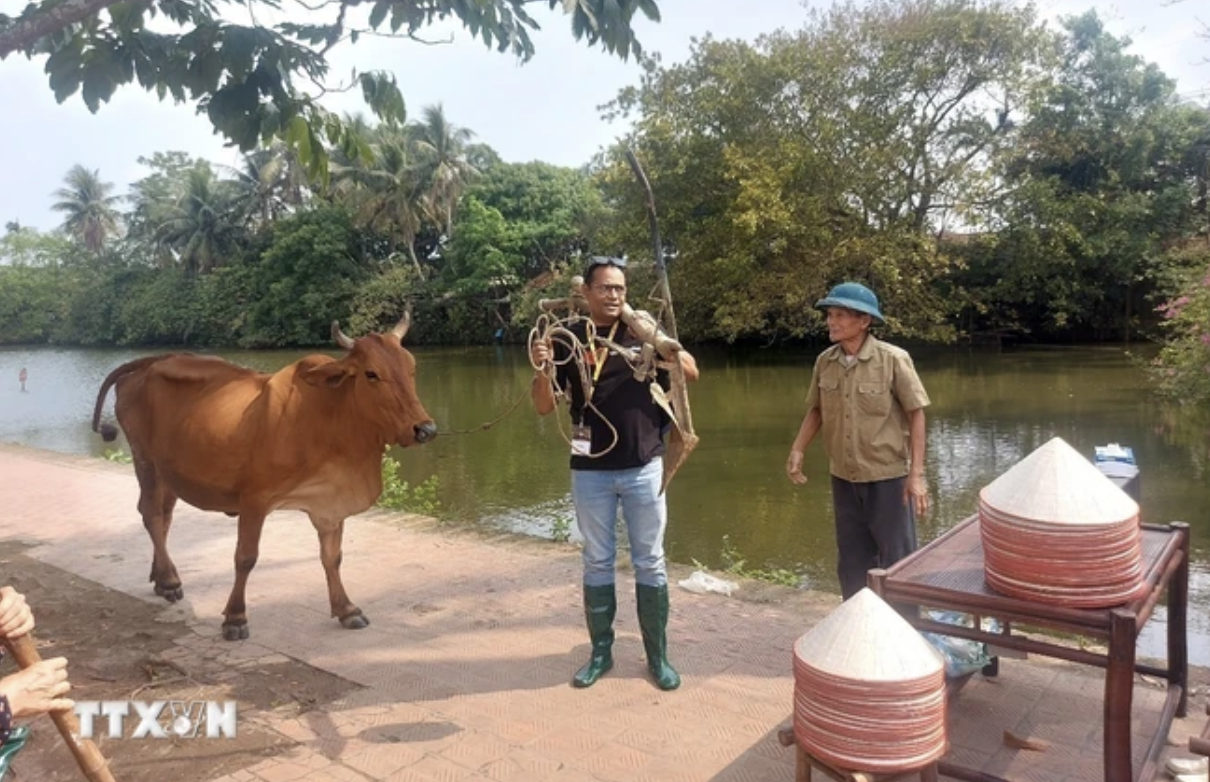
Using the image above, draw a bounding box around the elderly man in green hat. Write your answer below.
[785,282,931,599]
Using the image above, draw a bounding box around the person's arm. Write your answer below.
[788,359,825,484]
[891,351,930,516]
[787,407,821,485]
[904,407,928,515]
[529,340,557,416]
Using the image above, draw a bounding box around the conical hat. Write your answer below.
[980,437,1138,524]
[793,588,942,682]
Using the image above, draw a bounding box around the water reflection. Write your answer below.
[2,343,1208,661]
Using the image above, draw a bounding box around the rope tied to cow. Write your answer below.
[435,386,532,436]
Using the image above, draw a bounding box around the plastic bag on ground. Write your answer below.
[678,570,738,596]
[921,610,996,679]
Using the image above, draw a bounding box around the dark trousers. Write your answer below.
[831,475,918,599]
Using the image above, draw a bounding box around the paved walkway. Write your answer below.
[0,444,1206,782]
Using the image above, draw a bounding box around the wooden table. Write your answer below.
[867,516,1189,782]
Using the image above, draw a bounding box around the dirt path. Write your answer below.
[0,540,359,782]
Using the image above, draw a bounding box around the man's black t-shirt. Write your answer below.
[554,320,669,471]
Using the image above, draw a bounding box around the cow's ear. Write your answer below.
[304,362,353,389]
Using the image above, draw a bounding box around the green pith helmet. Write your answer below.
[815,282,884,324]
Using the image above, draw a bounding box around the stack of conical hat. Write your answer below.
[978,437,1144,608]
[793,589,947,772]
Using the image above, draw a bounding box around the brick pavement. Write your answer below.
[0,444,1206,782]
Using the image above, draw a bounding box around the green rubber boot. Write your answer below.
[636,583,681,691]
[572,583,616,688]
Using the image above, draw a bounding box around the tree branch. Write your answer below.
[0,0,143,59]
[338,27,456,48]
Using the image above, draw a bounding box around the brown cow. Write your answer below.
[91,313,436,641]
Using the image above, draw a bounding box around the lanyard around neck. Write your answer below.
[593,321,620,384]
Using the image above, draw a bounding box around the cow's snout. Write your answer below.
[414,421,438,444]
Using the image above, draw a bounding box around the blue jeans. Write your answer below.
[572,457,668,588]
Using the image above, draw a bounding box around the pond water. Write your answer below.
[2,342,1208,662]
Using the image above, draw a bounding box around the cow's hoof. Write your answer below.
[340,612,370,630]
[155,584,184,602]
[222,623,250,641]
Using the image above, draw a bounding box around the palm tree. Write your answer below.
[155,166,237,275]
[413,104,478,237]
[229,143,307,226]
[331,124,429,277]
[51,164,121,252]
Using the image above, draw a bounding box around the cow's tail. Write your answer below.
[92,356,167,442]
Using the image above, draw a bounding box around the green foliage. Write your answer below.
[50,165,122,254]
[958,11,1210,341]
[1,0,661,179]
[377,455,441,515]
[718,534,800,588]
[0,224,76,268]
[0,265,71,344]
[242,206,371,346]
[346,264,424,338]
[443,196,526,294]
[1150,248,1210,405]
[149,164,242,275]
[467,161,608,277]
[595,0,1039,342]
[103,448,133,464]
[550,515,572,543]
[5,1,1210,355]
[112,267,201,345]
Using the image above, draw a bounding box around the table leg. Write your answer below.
[1106,608,1137,782]
[796,744,812,782]
[1170,522,1190,719]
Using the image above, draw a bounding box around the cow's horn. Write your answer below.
[331,321,355,350]
[390,307,412,341]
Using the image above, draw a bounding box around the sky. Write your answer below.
[1,0,1208,232]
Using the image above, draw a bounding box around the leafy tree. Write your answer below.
[0,224,76,267]
[50,164,121,252]
[598,0,1040,342]
[112,266,201,344]
[125,151,203,257]
[1151,247,1210,405]
[0,265,70,342]
[779,0,1045,233]
[413,103,477,237]
[228,143,308,227]
[963,12,1210,340]
[331,123,429,276]
[0,0,661,177]
[151,163,241,274]
[346,263,423,338]
[243,206,372,346]
[443,195,524,295]
[469,160,606,276]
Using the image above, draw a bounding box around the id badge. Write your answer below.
[571,423,592,456]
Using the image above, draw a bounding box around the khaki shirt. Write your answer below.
[805,335,930,483]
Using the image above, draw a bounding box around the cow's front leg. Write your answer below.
[311,515,368,629]
[222,511,267,641]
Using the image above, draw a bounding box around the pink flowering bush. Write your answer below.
[1152,249,1210,405]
